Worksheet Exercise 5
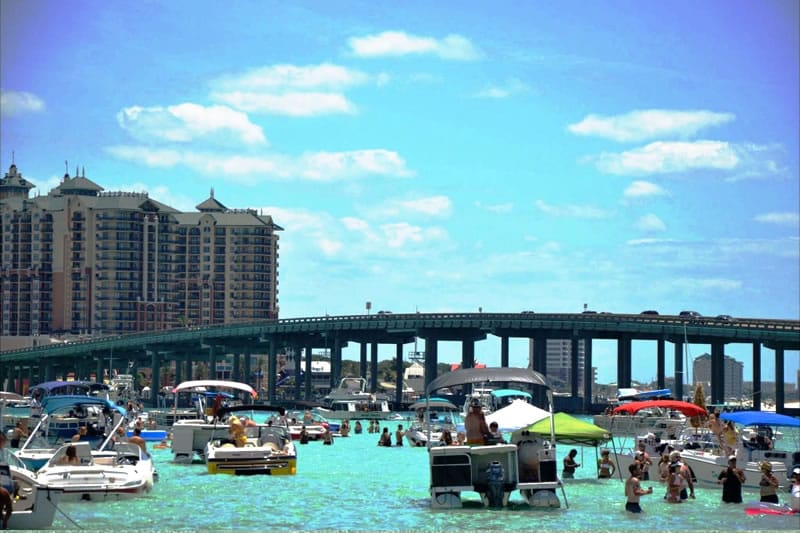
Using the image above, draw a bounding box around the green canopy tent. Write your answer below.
[523,412,612,447]
[513,412,620,480]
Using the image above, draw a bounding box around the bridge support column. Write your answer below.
[369,343,379,393]
[570,337,580,399]
[174,354,183,387]
[657,339,666,390]
[673,341,684,401]
[293,345,302,400]
[185,352,193,381]
[462,340,475,369]
[267,340,277,402]
[752,343,761,411]
[150,351,161,408]
[332,338,342,391]
[424,338,438,392]
[359,342,368,380]
[617,336,631,389]
[233,352,241,383]
[711,342,725,405]
[17,366,23,392]
[207,345,217,380]
[243,349,251,389]
[304,344,313,401]
[532,337,547,408]
[44,360,54,382]
[395,342,404,408]
[583,336,593,411]
[500,336,509,368]
[95,359,103,383]
[775,347,785,411]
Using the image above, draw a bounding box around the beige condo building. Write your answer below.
[0,163,281,336]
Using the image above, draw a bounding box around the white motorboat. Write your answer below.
[404,398,461,447]
[35,441,155,501]
[16,395,129,471]
[1,452,62,529]
[678,410,800,490]
[593,388,687,439]
[319,377,395,420]
[461,387,494,417]
[425,367,568,509]
[204,405,297,475]
[169,380,258,463]
[288,410,332,441]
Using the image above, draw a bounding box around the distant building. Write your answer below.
[692,352,744,400]
[528,338,586,393]
[0,163,281,336]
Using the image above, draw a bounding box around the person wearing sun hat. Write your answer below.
[717,455,745,503]
[758,461,779,503]
[669,450,695,500]
[790,467,800,512]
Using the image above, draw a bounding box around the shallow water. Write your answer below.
[42,421,797,531]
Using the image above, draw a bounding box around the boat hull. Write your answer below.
[5,465,62,530]
[678,449,787,490]
[593,414,685,439]
[207,455,297,475]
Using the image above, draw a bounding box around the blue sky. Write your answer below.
[2,0,798,386]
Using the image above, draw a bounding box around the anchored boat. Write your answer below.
[204,405,297,475]
[425,367,568,509]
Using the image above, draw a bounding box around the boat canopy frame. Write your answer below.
[425,367,551,396]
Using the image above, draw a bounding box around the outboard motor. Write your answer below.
[486,460,505,508]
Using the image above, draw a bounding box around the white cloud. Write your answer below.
[105,145,412,183]
[341,217,370,232]
[348,31,482,60]
[635,213,667,232]
[592,140,739,175]
[212,63,371,91]
[474,78,529,99]
[475,201,513,214]
[397,196,452,217]
[623,180,669,198]
[568,109,734,142]
[754,212,800,226]
[117,103,266,145]
[211,91,356,116]
[671,277,743,291]
[209,63,375,116]
[0,90,45,116]
[381,222,446,248]
[256,206,448,263]
[534,199,612,219]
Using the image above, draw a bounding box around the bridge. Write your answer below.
[2,312,799,414]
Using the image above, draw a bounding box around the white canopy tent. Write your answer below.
[484,399,550,432]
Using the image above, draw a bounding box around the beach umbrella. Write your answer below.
[612,399,707,417]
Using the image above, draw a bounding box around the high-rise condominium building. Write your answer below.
[528,338,586,392]
[692,352,744,400]
[0,163,281,336]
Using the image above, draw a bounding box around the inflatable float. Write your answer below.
[744,501,798,516]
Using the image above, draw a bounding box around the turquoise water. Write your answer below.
[43,421,797,531]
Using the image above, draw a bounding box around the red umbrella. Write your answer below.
[612,399,707,417]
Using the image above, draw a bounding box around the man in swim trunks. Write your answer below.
[625,463,653,513]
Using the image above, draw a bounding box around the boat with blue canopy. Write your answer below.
[16,395,127,470]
